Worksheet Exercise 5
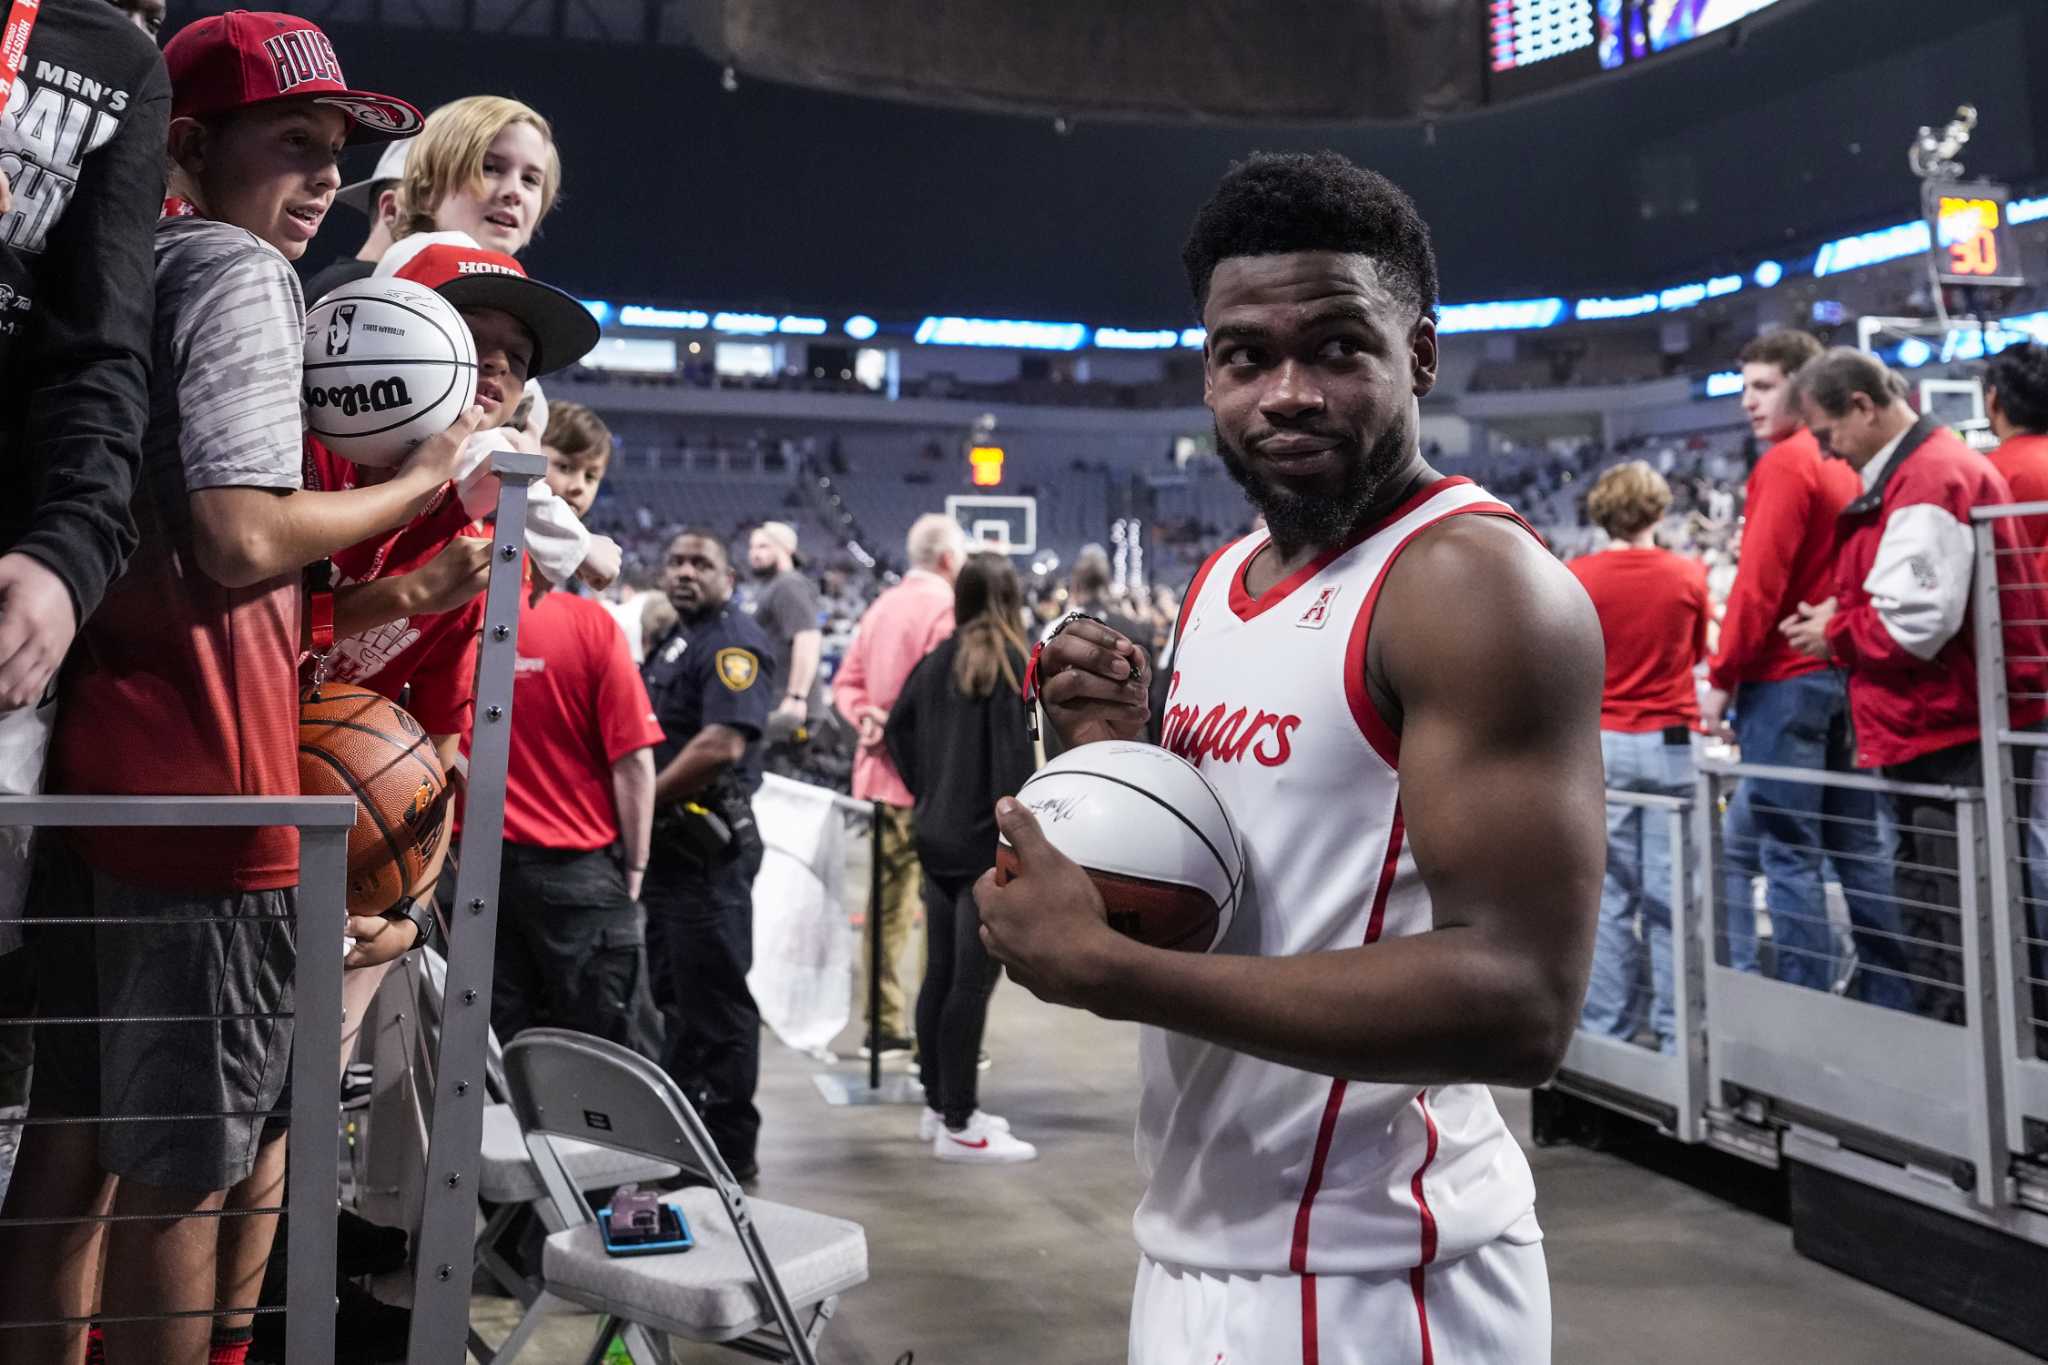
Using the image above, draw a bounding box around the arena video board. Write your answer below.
[1487,0,1785,101]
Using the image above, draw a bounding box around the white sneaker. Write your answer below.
[917,1107,1012,1142]
[932,1112,1037,1163]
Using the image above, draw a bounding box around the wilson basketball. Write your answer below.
[298,683,450,916]
[996,741,1242,953]
[301,277,478,467]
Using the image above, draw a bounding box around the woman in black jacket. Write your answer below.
[885,553,1040,1163]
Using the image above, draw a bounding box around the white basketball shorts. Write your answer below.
[1128,1234,1550,1365]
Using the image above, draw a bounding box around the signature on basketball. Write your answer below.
[1026,794,1086,824]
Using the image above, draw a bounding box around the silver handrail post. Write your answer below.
[407,450,544,1364]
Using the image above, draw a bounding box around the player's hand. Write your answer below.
[344,911,419,969]
[406,536,493,616]
[0,553,76,711]
[1700,686,1733,743]
[399,405,487,491]
[856,705,887,749]
[1038,618,1150,747]
[577,534,622,590]
[1778,599,1836,661]
[974,797,1125,1011]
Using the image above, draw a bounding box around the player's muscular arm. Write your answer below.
[980,518,1606,1087]
[653,724,746,806]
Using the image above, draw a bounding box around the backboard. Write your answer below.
[945,494,1037,556]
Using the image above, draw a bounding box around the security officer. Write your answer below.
[641,529,776,1181]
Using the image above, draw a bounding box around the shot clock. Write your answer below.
[1924,179,2025,289]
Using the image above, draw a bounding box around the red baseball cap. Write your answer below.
[165,11,422,145]
[378,233,600,378]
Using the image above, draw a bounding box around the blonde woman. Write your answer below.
[1566,461,1710,1053]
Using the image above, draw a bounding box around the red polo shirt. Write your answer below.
[489,592,665,851]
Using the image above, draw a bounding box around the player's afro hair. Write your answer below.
[1985,341,2048,433]
[1182,150,1440,324]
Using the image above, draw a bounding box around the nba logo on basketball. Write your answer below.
[1296,585,1340,629]
[326,304,356,357]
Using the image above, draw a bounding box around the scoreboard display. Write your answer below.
[1487,0,1600,99]
[1924,181,2026,289]
[1485,0,1786,101]
[1490,0,1596,75]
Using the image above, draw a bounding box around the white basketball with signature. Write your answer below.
[996,741,1242,952]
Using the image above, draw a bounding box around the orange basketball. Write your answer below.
[298,682,449,916]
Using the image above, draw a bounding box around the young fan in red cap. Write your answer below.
[0,15,458,1365]
[307,232,605,1059]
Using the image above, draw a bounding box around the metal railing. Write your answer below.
[0,794,355,1365]
[1553,506,2048,1237]
[1972,503,2048,1196]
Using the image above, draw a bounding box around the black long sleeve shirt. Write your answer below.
[884,637,1035,882]
[0,1,168,623]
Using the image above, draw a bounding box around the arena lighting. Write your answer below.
[1179,327,1206,348]
[1753,260,1784,288]
[713,311,779,334]
[618,304,710,330]
[1094,327,1181,350]
[1437,298,1567,333]
[1574,294,1659,321]
[1813,220,1930,277]
[1896,337,1934,368]
[1704,371,1744,398]
[580,299,613,324]
[1658,283,1707,311]
[843,314,879,340]
[913,316,1089,350]
[777,315,827,335]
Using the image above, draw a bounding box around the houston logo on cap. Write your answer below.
[263,29,345,93]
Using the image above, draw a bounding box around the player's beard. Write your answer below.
[1216,415,1412,555]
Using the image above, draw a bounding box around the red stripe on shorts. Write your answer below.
[1408,1092,1443,1363]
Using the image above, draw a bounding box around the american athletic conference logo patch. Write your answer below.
[1296,584,1341,629]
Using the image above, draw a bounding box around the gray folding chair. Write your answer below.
[350,948,683,1361]
[496,1029,868,1365]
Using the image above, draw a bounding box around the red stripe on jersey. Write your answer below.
[1363,805,1406,945]
[1300,1272,1320,1365]
[1176,535,1242,643]
[1227,477,1477,623]
[1342,499,1528,768]
[1287,812,1408,1274]
[1410,1265,1436,1365]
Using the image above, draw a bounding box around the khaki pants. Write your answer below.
[868,804,924,1040]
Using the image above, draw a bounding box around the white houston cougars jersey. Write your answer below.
[1133,475,1544,1278]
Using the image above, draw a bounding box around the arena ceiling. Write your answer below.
[201,0,2048,324]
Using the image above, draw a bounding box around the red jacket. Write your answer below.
[1825,418,2048,768]
[1709,429,1859,692]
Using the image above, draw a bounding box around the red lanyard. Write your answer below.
[0,0,40,123]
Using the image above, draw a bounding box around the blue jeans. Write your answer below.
[1583,728,1694,1052]
[1731,672,1915,1012]
[1720,783,1762,974]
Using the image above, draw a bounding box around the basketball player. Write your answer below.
[978,151,1605,1364]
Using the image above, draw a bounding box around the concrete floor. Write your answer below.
[468,979,2036,1365]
